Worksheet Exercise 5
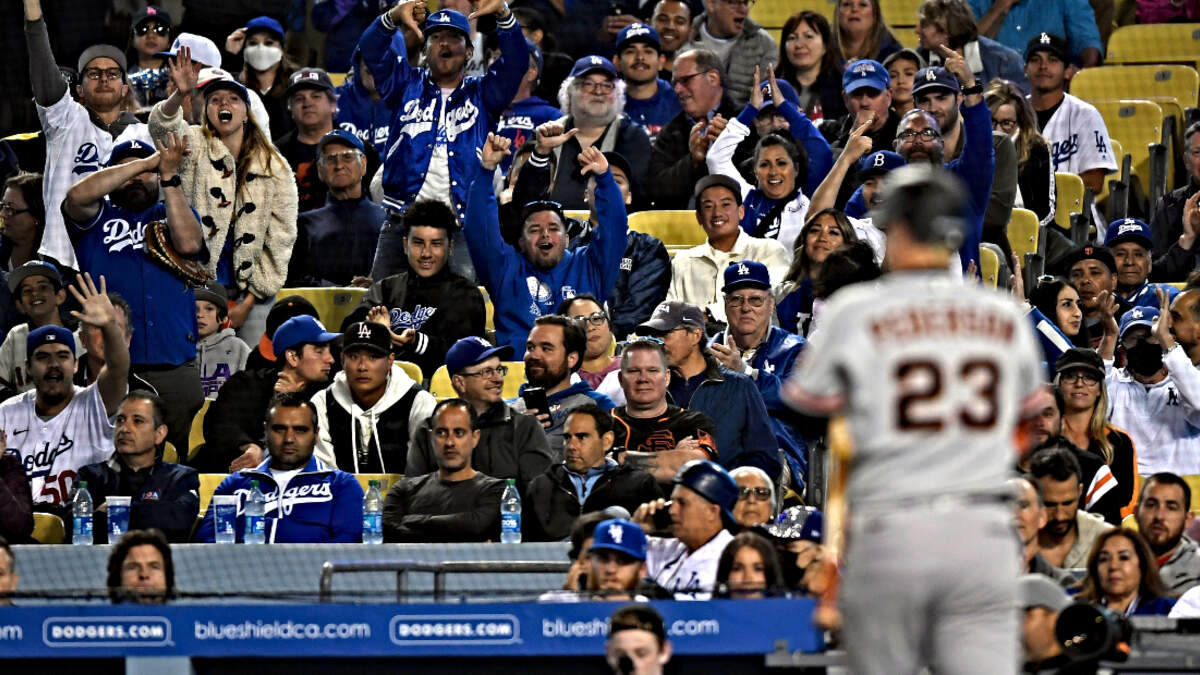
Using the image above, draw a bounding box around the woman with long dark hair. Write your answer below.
[986,80,1055,227]
[774,11,846,122]
[1079,529,1176,616]
[0,173,45,271]
[716,532,785,598]
[774,209,859,336]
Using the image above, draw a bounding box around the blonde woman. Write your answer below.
[833,0,902,64]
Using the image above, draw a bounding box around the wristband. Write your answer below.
[160,174,182,188]
[960,83,983,96]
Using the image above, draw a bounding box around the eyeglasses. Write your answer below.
[738,486,771,501]
[578,79,616,94]
[84,68,124,82]
[896,128,940,142]
[672,70,713,89]
[726,294,769,308]
[991,118,1018,132]
[571,311,608,326]
[319,150,363,165]
[135,23,170,37]
[0,203,30,216]
[1059,371,1100,386]
[460,365,508,379]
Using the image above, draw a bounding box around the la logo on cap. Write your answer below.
[590,56,603,65]
[925,69,937,81]
[470,336,490,347]
[1133,308,1144,318]
[1039,33,1051,44]
[736,263,749,276]
[607,523,624,543]
[46,334,55,341]
[654,303,670,316]
[434,12,451,22]
[357,324,372,339]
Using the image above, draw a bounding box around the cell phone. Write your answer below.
[610,2,628,15]
[522,386,549,414]
[651,501,673,531]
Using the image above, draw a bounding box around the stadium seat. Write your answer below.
[31,512,65,544]
[979,246,999,289]
[429,365,455,399]
[355,473,403,494]
[1098,137,1127,205]
[880,0,923,27]
[1007,208,1040,262]
[502,361,526,400]
[198,474,228,515]
[1106,23,1200,68]
[565,209,589,221]
[627,210,707,247]
[188,400,211,463]
[274,287,367,331]
[163,442,178,464]
[328,72,348,87]
[895,30,921,49]
[1070,65,1199,113]
[749,0,834,27]
[1054,172,1084,232]
[397,360,424,385]
[1090,100,1164,199]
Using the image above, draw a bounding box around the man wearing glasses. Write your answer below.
[408,336,552,489]
[679,0,777,107]
[23,0,154,272]
[1149,122,1200,282]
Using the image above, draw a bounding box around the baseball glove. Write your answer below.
[144,220,213,287]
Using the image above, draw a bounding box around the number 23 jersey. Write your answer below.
[787,271,1042,507]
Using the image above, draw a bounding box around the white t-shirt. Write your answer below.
[36,94,152,268]
[0,324,86,393]
[645,529,734,600]
[270,467,302,494]
[0,384,115,505]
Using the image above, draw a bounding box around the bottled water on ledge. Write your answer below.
[245,480,266,544]
[500,478,521,544]
[363,479,383,544]
[72,481,93,545]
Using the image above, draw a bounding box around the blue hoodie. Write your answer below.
[496,96,562,174]
[334,44,399,156]
[194,455,364,544]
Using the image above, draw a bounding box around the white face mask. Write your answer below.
[244,44,283,71]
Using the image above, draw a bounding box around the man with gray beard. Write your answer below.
[522,56,651,209]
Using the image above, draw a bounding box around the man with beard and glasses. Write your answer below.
[1105,305,1200,477]
[22,0,154,272]
[0,275,129,511]
[651,0,693,80]
[467,134,628,356]
[1135,473,1200,595]
[359,0,526,224]
[383,398,506,542]
[512,315,616,458]
[63,137,206,455]
[1029,445,1113,569]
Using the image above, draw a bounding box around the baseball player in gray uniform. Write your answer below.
[785,165,1043,674]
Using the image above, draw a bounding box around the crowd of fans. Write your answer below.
[1,0,1200,665]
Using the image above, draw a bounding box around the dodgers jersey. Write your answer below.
[0,384,115,505]
[645,529,734,600]
[1040,93,1117,177]
[788,271,1042,508]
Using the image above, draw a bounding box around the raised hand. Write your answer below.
[578,145,609,176]
[937,43,974,87]
[168,45,200,99]
[688,120,709,163]
[225,28,246,55]
[1182,191,1200,250]
[845,114,875,162]
[765,66,785,107]
[480,132,512,171]
[1156,286,1176,351]
[533,121,579,154]
[705,114,728,144]
[750,65,764,109]
[68,273,114,329]
[388,0,427,40]
[469,0,512,20]
[1010,252,1025,300]
[156,132,188,178]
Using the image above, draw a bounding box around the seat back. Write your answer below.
[273,287,367,332]
[1007,208,1040,263]
[356,473,404,495]
[1106,24,1200,69]
[31,513,65,544]
[749,0,835,27]
[1071,65,1200,112]
[1053,172,1084,233]
[979,246,999,289]
[502,361,526,400]
[188,399,212,462]
[627,210,708,247]
[1091,100,1164,195]
[879,0,923,30]
[396,360,424,385]
[198,473,228,515]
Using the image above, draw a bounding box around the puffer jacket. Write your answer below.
[148,103,299,299]
[682,14,777,106]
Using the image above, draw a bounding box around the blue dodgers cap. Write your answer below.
[721,260,771,292]
[526,38,544,73]
[842,59,889,94]
[758,79,801,112]
[106,140,156,167]
[1104,217,1154,250]
[569,55,618,80]
[766,506,823,543]
[616,23,661,53]
[27,325,75,356]
[1119,306,1160,339]
[856,150,906,181]
[424,9,471,39]
[445,336,514,375]
[911,66,961,98]
[589,519,648,560]
[271,315,340,358]
[245,16,285,41]
[316,128,365,155]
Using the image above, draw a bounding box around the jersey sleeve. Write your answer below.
[1073,103,1118,174]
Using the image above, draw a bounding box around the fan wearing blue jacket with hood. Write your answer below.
[467,133,629,357]
[195,394,364,543]
[334,44,398,156]
[359,0,527,221]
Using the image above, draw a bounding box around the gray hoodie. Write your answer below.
[197,328,251,399]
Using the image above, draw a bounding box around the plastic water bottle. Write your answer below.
[500,478,521,543]
[363,480,383,544]
[71,481,93,545]
[244,480,266,544]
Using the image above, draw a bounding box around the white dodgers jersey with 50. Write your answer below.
[790,273,1042,507]
[0,384,114,505]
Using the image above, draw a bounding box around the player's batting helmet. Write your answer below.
[673,460,739,527]
[871,164,968,251]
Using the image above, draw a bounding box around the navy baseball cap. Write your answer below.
[1052,245,1117,276]
[27,325,75,356]
[106,140,156,167]
[1025,32,1069,63]
[842,59,889,94]
[856,150,906,181]
[569,55,618,80]
[638,300,705,333]
[911,66,961,98]
[8,260,62,293]
[589,519,648,560]
[766,506,823,543]
[616,23,661,53]
[758,79,801,112]
[1104,217,1154,251]
[424,9,470,39]
[133,6,172,29]
[316,128,365,155]
[722,260,771,293]
[286,68,335,97]
[445,336,513,375]
[245,16,285,42]
[1055,347,1104,379]
[1119,306,1159,339]
[272,315,340,358]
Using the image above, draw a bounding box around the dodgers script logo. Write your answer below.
[398,98,438,139]
[21,435,76,480]
[443,99,480,143]
[101,218,147,253]
[73,143,100,176]
[390,304,437,331]
[1050,133,1080,170]
[234,481,333,516]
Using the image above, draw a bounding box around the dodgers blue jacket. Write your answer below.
[359,11,527,220]
[495,95,561,174]
[709,326,808,485]
[465,165,628,356]
[334,45,397,156]
[194,455,364,543]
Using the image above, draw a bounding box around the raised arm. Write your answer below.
[706,102,755,200]
[23,0,67,106]
[809,116,873,214]
[478,1,525,115]
[360,0,424,105]
[69,274,128,415]
[578,147,628,297]
[63,154,162,223]
[465,133,516,289]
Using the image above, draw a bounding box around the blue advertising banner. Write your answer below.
[0,599,822,658]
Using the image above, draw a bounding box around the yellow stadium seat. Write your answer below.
[1185,475,1200,515]
[750,0,835,27]
[274,287,367,331]
[1106,24,1200,69]
[1071,65,1199,113]
[628,210,707,247]
[979,246,999,289]
[880,0,924,27]
[198,473,228,515]
[1053,172,1084,232]
[328,72,348,87]
[479,286,494,331]
[565,209,590,221]
[429,365,456,399]
[1090,100,1164,198]
[356,473,403,495]
[188,400,211,463]
[1097,137,1126,205]
[895,29,921,49]
[163,443,178,464]
[502,361,525,400]
[396,360,424,384]
[1007,208,1040,263]
[31,513,65,544]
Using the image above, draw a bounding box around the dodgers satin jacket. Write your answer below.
[358,11,527,220]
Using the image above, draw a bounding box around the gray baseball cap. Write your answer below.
[1018,574,1071,611]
